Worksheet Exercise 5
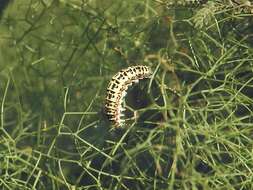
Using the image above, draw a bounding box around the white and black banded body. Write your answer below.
[105,65,152,127]
[167,0,208,7]
[167,0,252,7]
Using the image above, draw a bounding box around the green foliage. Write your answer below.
[0,0,253,189]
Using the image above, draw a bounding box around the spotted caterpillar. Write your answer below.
[166,0,253,9]
[167,0,208,7]
[105,65,152,128]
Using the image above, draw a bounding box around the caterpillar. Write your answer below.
[105,65,152,128]
[167,0,208,7]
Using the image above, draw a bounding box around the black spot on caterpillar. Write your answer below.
[105,65,152,128]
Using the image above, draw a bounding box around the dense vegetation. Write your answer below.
[0,0,252,189]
